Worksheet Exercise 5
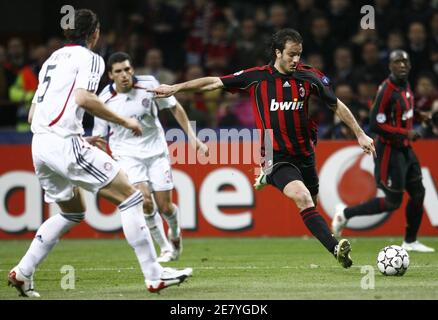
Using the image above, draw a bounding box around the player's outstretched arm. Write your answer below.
[335,98,376,157]
[149,77,224,98]
[75,88,142,136]
[170,100,209,156]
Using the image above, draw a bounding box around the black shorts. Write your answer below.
[265,152,319,195]
[374,141,422,192]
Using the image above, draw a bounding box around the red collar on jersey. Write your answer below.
[64,39,87,47]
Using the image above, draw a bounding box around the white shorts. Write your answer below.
[115,152,173,192]
[32,133,120,203]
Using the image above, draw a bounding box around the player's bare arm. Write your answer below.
[75,88,142,136]
[28,103,36,124]
[170,101,209,156]
[150,77,224,98]
[335,98,376,157]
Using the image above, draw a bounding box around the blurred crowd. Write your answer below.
[1,0,438,139]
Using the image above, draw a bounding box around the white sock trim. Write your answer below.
[119,190,143,212]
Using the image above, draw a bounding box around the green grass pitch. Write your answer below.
[1,237,437,300]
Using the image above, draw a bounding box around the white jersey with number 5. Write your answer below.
[31,44,104,137]
[93,75,176,159]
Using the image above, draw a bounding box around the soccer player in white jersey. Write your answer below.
[93,52,209,262]
[7,9,192,297]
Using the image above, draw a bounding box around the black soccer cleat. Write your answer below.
[335,239,353,269]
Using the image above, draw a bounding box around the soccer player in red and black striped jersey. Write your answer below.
[332,50,434,253]
[150,29,376,268]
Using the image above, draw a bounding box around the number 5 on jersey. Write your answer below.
[37,64,57,103]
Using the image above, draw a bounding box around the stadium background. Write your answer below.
[1,0,437,238]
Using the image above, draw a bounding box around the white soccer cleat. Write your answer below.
[401,241,435,253]
[157,250,177,263]
[146,267,193,293]
[331,204,347,237]
[7,267,40,298]
[168,229,183,260]
[253,170,267,190]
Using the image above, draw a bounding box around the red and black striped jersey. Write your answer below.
[369,76,414,147]
[220,63,337,157]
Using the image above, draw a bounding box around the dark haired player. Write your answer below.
[93,52,208,262]
[150,29,376,268]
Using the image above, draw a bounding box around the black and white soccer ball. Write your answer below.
[376,245,410,276]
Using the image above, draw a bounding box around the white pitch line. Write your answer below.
[0,265,436,273]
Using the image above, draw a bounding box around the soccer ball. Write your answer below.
[376,245,409,276]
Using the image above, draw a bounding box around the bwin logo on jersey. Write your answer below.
[270,99,303,111]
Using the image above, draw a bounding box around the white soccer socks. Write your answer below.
[119,191,162,281]
[162,204,181,239]
[17,213,82,277]
[145,211,173,254]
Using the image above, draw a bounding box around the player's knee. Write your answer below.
[383,193,403,211]
[410,182,425,203]
[142,197,154,214]
[416,186,425,202]
[292,190,314,210]
[159,202,174,216]
[384,200,400,212]
[113,171,138,199]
